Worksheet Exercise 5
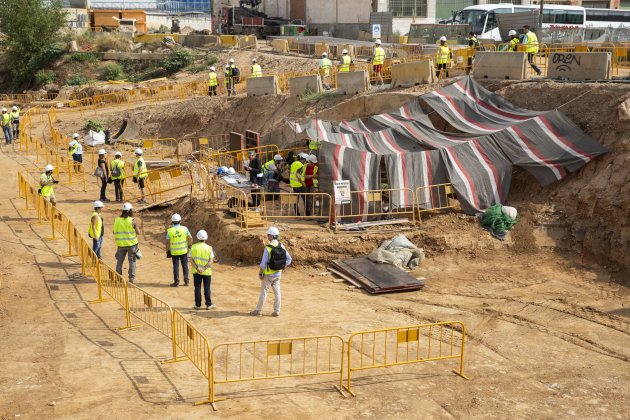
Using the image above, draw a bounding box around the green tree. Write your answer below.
[0,0,68,86]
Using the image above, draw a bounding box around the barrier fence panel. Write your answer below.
[97,262,138,330]
[345,321,469,396]
[335,188,416,229]
[210,335,346,409]
[127,283,174,342]
[204,145,280,174]
[415,183,458,220]
[249,191,333,225]
[121,163,193,204]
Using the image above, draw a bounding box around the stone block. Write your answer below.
[473,52,527,80]
[547,52,611,81]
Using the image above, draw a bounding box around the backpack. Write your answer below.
[232,66,241,84]
[267,243,287,271]
[111,162,121,178]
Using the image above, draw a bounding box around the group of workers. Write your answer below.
[208,57,265,97]
[1,105,20,145]
[319,38,386,89]
[436,25,541,79]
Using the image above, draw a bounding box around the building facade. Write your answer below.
[86,0,212,13]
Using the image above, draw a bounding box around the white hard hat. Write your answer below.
[308,155,318,163]
[440,36,447,42]
[210,66,216,71]
[225,65,230,69]
[322,52,328,57]
[93,200,104,208]
[376,39,382,45]
[298,152,308,159]
[229,58,235,63]
[98,149,107,155]
[508,30,517,36]
[171,213,181,223]
[267,163,277,171]
[273,154,283,161]
[197,229,208,240]
[115,151,122,157]
[135,148,143,155]
[501,205,518,220]
[45,164,54,172]
[1,108,6,112]
[12,105,17,111]
[266,226,280,236]
[227,167,236,175]
[122,202,133,211]
[73,133,79,139]
[342,49,348,54]
[252,58,257,63]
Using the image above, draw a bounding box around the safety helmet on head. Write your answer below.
[267,163,277,171]
[197,229,208,240]
[73,133,79,139]
[376,39,382,45]
[115,151,122,157]
[252,58,257,63]
[508,30,517,36]
[12,105,18,111]
[93,200,104,209]
[342,49,348,54]
[135,148,143,155]
[229,58,235,64]
[298,152,308,160]
[1,108,6,112]
[273,154,283,161]
[227,167,236,175]
[322,52,328,57]
[210,66,216,71]
[122,202,133,211]
[45,164,54,172]
[98,149,107,155]
[439,36,447,42]
[266,226,280,237]
[308,155,318,163]
[225,64,230,69]
[171,213,182,223]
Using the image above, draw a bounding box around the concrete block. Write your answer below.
[337,71,370,95]
[391,60,435,87]
[184,34,221,48]
[220,35,239,47]
[288,74,323,97]
[238,35,257,49]
[315,42,329,57]
[272,39,288,53]
[547,52,611,81]
[247,75,280,97]
[473,52,527,80]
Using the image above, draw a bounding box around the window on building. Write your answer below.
[622,0,630,10]
[486,0,522,4]
[388,0,428,17]
[582,1,610,8]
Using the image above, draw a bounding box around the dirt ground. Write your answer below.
[2,76,630,419]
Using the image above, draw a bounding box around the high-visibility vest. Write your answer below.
[113,216,137,247]
[509,37,519,51]
[208,71,218,87]
[525,31,539,54]
[468,36,479,55]
[251,64,262,77]
[88,211,103,239]
[224,70,231,85]
[262,240,282,275]
[340,55,352,72]
[133,157,148,179]
[167,225,189,256]
[190,242,214,275]
[1,113,10,127]
[320,58,332,76]
[372,46,385,65]
[262,159,275,173]
[68,141,78,156]
[40,173,54,197]
[110,159,125,180]
[11,110,19,121]
[437,45,451,64]
[308,139,321,151]
[289,161,304,188]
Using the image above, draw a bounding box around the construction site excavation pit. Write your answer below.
[3,77,630,419]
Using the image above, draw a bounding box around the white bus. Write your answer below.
[584,8,630,28]
[455,3,586,41]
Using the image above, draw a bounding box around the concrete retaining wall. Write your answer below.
[473,52,527,80]
[391,60,435,87]
[547,52,611,81]
[247,76,279,97]
[288,75,323,97]
[337,71,370,95]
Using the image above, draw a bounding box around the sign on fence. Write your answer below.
[372,24,382,39]
[333,180,351,205]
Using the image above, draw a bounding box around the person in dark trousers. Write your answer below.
[110,151,125,202]
[522,25,542,76]
[466,31,480,75]
[166,213,193,287]
[97,149,109,201]
[435,36,452,79]
[244,150,262,184]
[88,201,105,260]
[189,229,215,310]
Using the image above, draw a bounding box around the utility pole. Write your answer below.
[538,0,544,32]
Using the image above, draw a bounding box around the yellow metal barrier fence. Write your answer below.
[344,321,469,396]
[334,188,416,229]
[415,183,458,219]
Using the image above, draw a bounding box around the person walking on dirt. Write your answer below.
[189,229,215,310]
[133,148,148,204]
[522,25,542,76]
[251,58,262,77]
[10,105,19,140]
[110,151,125,202]
[97,149,109,202]
[68,134,83,174]
[2,108,13,144]
[89,201,105,260]
[250,226,292,317]
[113,202,139,283]
[436,36,452,79]
[339,49,353,73]
[372,39,385,85]
[208,66,218,96]
[166,213,192,287]
[40,164,58,206]
[320,52,332,90]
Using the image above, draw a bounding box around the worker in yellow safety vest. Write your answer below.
[435,36,453,79]
[10,105,19,139]
[289,153,307,216]
[166,213,193,287]
[466,32,480,75]
[110,151,125,202]
[40,164,58,206]
[133,148,148,204]
[68,133,83,173]
[302,154,319,216]
[208,66,218,96]
[308,138,321,153]
[189,229,216,310]
[113,202,140,283]
[339,49,353,72]
[88,200,105,260]
[372,39,386,85]
[522,25,541,76]
[262,153,283,174]
[320,52,332,89]
[251,58,262,77]
[1,107,12,145]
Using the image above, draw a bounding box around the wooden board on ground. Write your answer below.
[330,257,424,294]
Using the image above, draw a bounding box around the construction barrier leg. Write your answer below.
[89,261,113,304]
[113,282,141,331]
